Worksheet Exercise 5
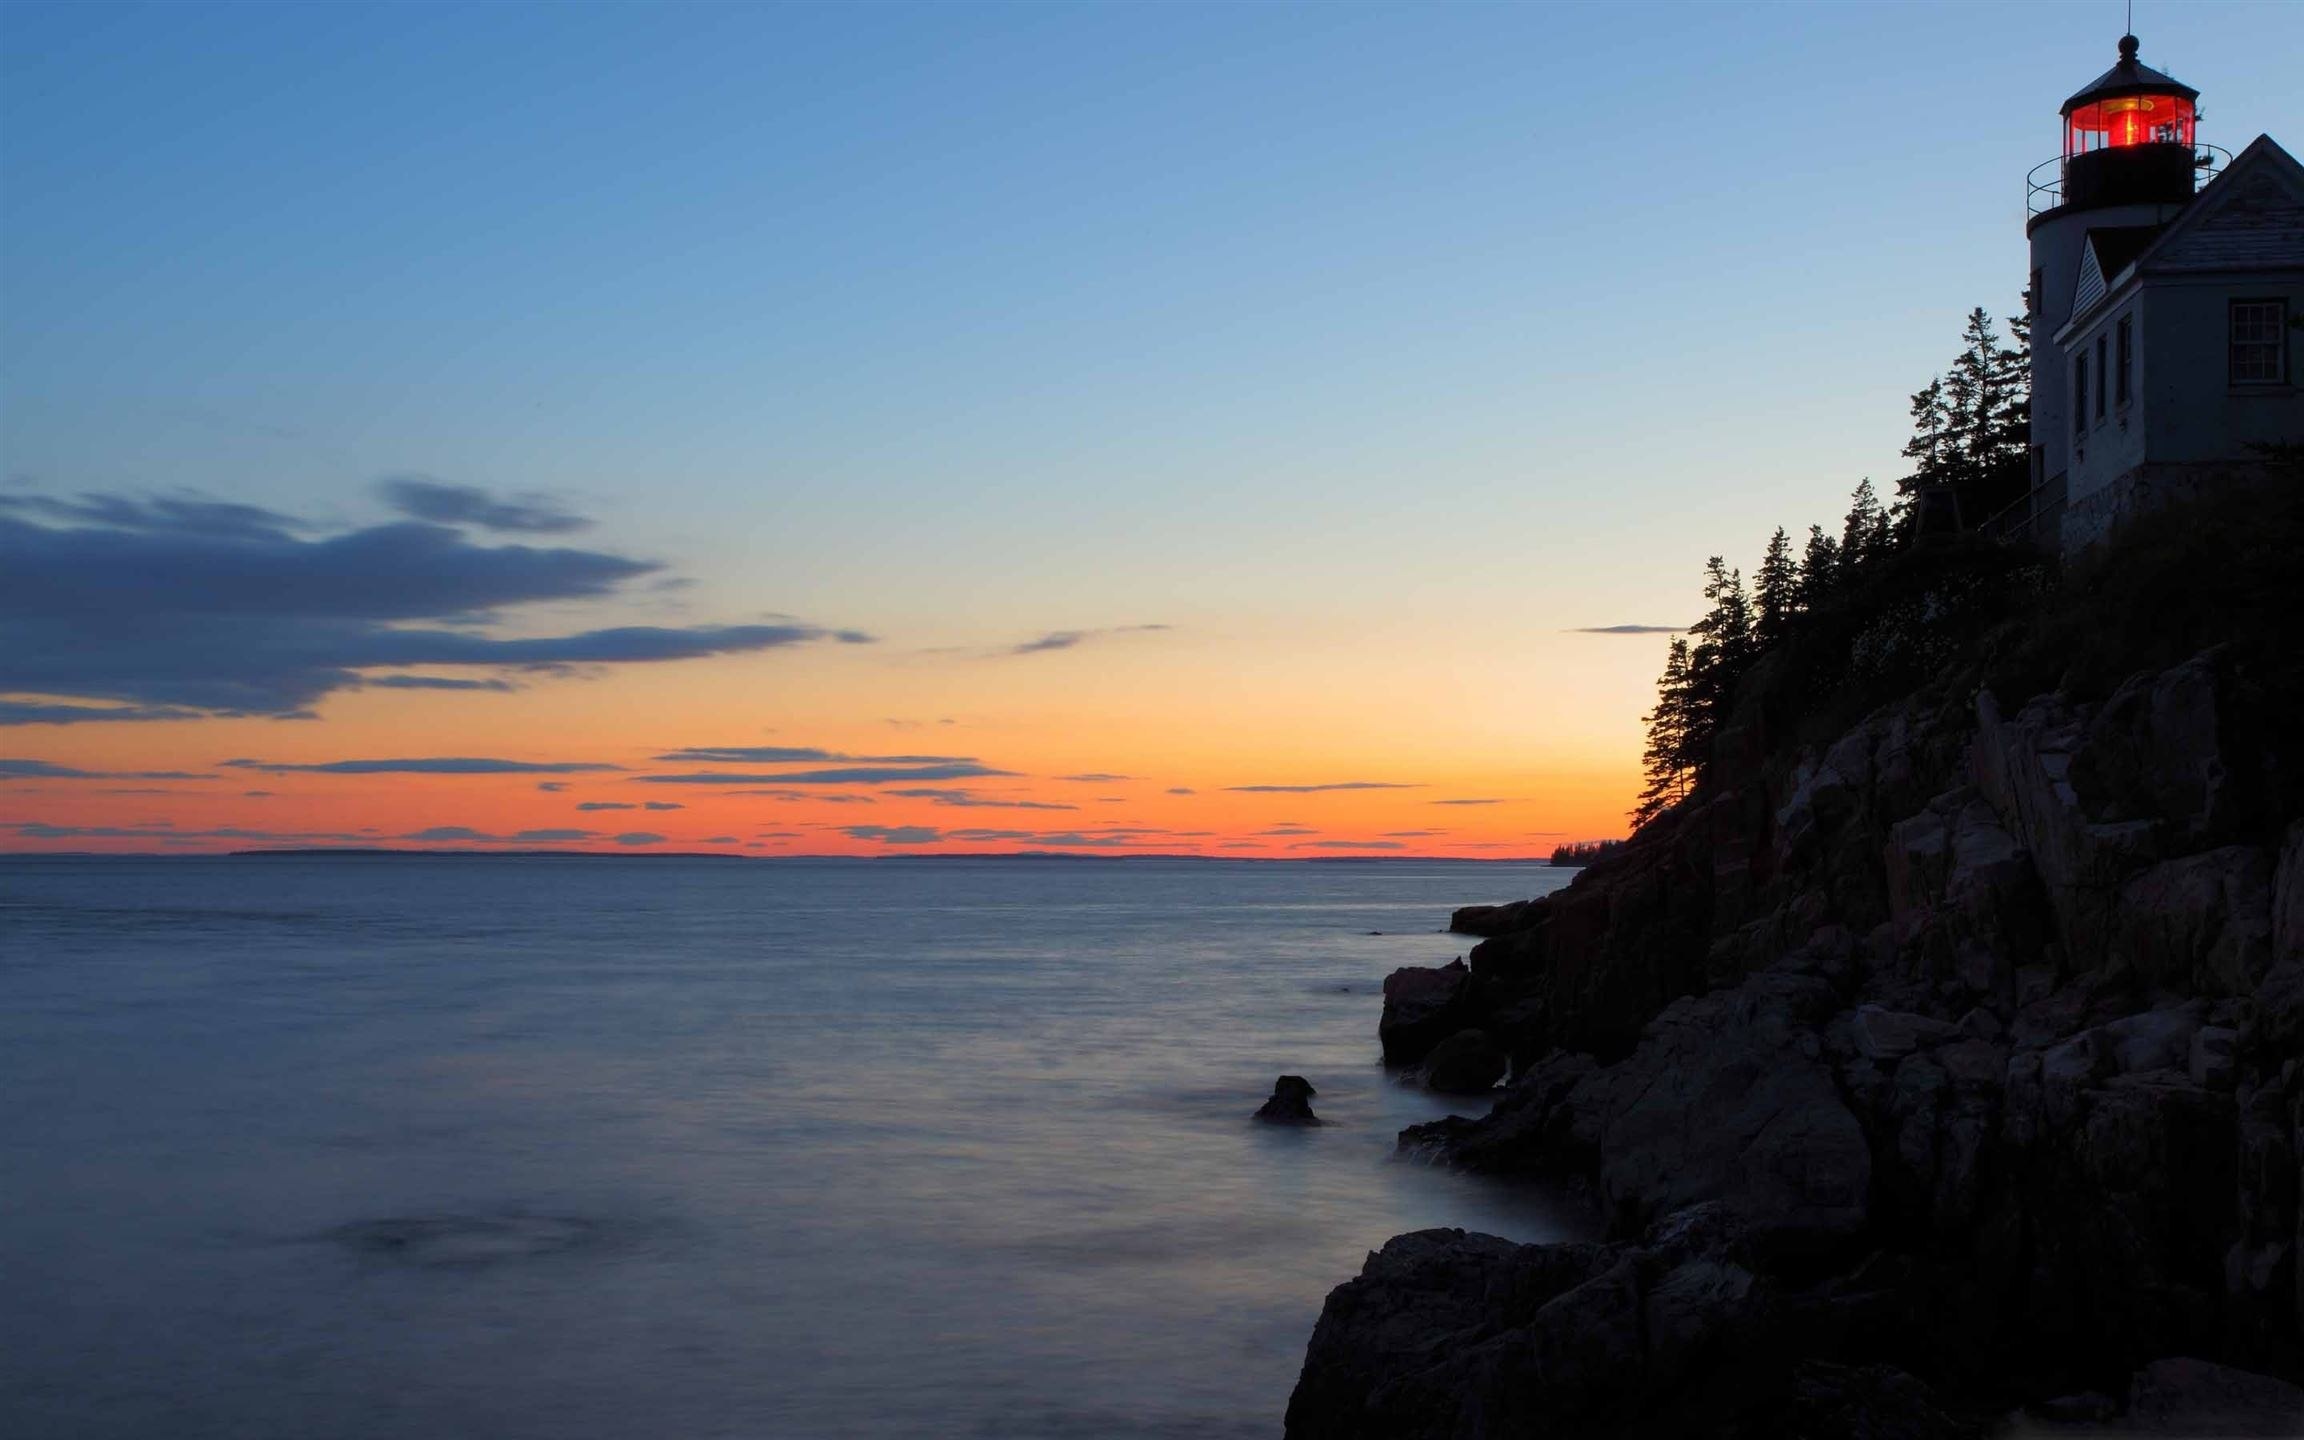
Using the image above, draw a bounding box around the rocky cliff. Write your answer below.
[1287,494,2304,1437]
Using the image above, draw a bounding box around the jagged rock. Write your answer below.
[1449,900,1540,937]
[1254,1074,1322,1125]
[1852,1004,1960,1062]
[1284,1211,1788,1440]
[1585,973,1870,1250]
[2116,846,2276,995]
[1422,1030,1508,1095]
[2124,1356,2304,1435]
[1378,960,1475,1065]
[1746,1361,1983,1440]
[1398,1049,1598,1173]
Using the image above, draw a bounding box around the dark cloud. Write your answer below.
[643,801,683,811]
[702,835,738,844]
[1001,624,1171,657]
[243,790,273,797]
[1257,825,1319,836]
[514,828,594,842]
[1383,829,1442,837]
[401,826,494,842]
[884,788,1077,811]
[0,700,206,726]
[376,476,591,534]
[1,496,871,719]
[224,757,621,775]
[1055,773,1131,783]
[2,759,216,781]
[0,489,300,540]
[1568,624,1685,635]
[614,831,666,846]
[577,802,636,811]
[837,824,1161,848]
[536,781,569,793]
[1294,839,1406,850]
[1225,782,1423,794]
[364,675,517,692]
[722,790,878,803]
[655,746,974,765]
[1432,798,1506,806]
[638,763,1013,786]
[1166,787,1196,795]
[840,825,943,845]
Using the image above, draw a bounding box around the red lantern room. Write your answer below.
[2052,35,2204,212]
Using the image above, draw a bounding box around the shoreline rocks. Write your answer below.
[1290,641,2304,1435]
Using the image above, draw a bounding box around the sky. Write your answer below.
[3,0,2300,858]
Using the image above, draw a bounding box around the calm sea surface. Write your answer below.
[1,855,1580,1439]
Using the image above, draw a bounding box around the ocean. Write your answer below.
[0,855,1582,1439]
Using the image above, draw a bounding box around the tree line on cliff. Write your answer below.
[1633,308,2032,828]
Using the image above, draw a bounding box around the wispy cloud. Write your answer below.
[0,700,206,726]
[999,624,1171,657]
[1432,798,1507,806]
[654,746,974,765]
[6,821,369,844]
[884,788,1078,811]
[2,759,216,781]
[1054,773,1131,783]
[224,757,622,775]
[838,823,1164,848]
[1166,786,1196,796]
[1293,839,1407,850]
[638,763,1013,786]
[363,675,518,693]
[1567,624,1685,635]
[376,476,590,534]
[1225,781,1423,794]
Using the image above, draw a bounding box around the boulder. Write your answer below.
[1254,1075,1322,1125]
[2124,1356,2304,1435]
[1448,900,1540,937]
[1422,1030,1508,1095]
[1379,960,1476,1065]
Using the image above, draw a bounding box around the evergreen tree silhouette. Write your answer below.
[1754,526,1796,646]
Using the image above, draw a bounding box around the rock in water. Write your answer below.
[1422,1029,1508,1094]
[1378,960,1475,1064]
[1255,1074,1323,1125]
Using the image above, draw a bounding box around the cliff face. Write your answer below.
[1287,503,2304,1434]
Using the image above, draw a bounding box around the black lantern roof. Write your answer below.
[2061,35,2199,116]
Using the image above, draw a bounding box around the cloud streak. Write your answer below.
[376,476,591,534]
[654,746,974,765]
[223,757,622,775]
[1224,781,1423,794]
[2,759,216,781]
[1568,624,1685,635]
[637,763,1013,786]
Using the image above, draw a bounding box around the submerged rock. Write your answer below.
[1255,1075,1322,1125]
[328,1213,600,1268]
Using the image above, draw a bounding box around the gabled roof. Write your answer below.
[2062,35,2199,115]
[2087,225,2165,279]
[2129,134,2304,277]
[2055,135,2304,344]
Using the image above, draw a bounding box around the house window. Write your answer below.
[2116,316,2133,406]
[2230,300,2288,384]
[2073,353,2088,438]
[2095,335,2108,419]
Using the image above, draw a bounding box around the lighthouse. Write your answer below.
[2016,34,2302,553]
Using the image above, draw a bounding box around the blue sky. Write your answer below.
[2,1,2300,852]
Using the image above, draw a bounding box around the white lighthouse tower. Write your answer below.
[2025,34,2207,524]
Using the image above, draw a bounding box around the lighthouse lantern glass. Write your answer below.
[2067,94,2195,157]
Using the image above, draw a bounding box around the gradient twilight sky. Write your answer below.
[3,1,2299,857]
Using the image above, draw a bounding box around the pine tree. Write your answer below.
[1841,479,1888,570]
[1796,524,1839,611]
[1754,526,1796,647]
[1685,557,1753,742]
[1632,637,1696,828]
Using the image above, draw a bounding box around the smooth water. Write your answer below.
[0,855,1581,1439]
